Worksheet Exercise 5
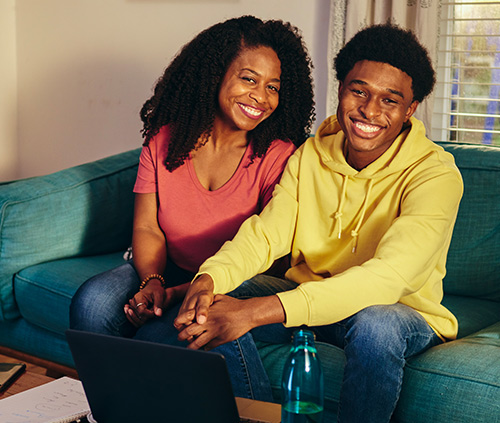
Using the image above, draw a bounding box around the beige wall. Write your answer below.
[3,0,329,181]
[0,0,18,181]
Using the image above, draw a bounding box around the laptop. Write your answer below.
[66,329,281,423]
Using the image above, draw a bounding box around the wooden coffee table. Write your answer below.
[0,370,54,398]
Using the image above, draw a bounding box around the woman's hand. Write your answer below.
[124,279,167,328]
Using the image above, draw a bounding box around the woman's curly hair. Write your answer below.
[335,23,435,103]
[140,15,315,171]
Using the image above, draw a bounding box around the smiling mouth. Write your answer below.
[239,103,265,119]
[353,119,383,135]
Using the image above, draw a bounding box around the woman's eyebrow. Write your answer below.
[241,68,281,83]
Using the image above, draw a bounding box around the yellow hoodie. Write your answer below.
[199,116,464,340]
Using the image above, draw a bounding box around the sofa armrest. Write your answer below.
[0,148,141,321]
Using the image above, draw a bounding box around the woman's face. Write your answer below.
[216,46,281,134]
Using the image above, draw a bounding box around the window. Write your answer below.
[431,1,500,145]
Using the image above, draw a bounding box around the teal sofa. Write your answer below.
[1,142,499,421]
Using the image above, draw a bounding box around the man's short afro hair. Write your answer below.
[334,23,435,103]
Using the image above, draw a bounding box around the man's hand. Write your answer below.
[176,295,253,350]
[177,293,286,350]
[174,274,215,331]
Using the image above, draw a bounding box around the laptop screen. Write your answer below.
[66,329,242,423]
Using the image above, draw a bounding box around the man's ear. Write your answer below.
[405,100,419,121]
[338,81,343,97]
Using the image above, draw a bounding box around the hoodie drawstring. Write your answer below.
[333,175,349,239]
[351,179,374,253]
[333,177,374,253]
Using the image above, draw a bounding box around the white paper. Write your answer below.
[0,376,90,423]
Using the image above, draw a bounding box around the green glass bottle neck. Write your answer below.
[292,329,316,349]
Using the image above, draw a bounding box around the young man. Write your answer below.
[174,24,463,422]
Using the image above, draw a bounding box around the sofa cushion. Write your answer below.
[14,252,127,335]
[438,142,500,302]
[395,322,500,422]
[0,317,75,367]
[0,148,140,321]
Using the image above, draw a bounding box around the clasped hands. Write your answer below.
[174,274,255,350]
[123,274,254,350]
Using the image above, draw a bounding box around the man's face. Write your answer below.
[337,60,419,169]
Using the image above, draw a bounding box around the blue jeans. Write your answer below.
[222,275,443,423]
[70,262,273,401]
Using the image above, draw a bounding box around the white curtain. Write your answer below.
[327,0,441,132]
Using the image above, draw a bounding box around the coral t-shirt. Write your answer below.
[133,126,296,273]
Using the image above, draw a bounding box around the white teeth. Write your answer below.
[240,104,263,117]
[355,122,381,133]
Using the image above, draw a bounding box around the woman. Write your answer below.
[70,16,314,398]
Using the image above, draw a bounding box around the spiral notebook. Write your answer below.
[0,376,90,423]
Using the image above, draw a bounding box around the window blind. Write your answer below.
[431,0,500,145]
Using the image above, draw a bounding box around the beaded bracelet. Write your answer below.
[139,273,166,290]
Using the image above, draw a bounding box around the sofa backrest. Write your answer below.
[1,142,498,319]
[438,142,500,302]
[0,148,141,321]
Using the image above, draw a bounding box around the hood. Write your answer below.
[313,115,437,180]
[313,115,440,252]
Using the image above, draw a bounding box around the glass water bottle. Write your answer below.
[281,329,324,422]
